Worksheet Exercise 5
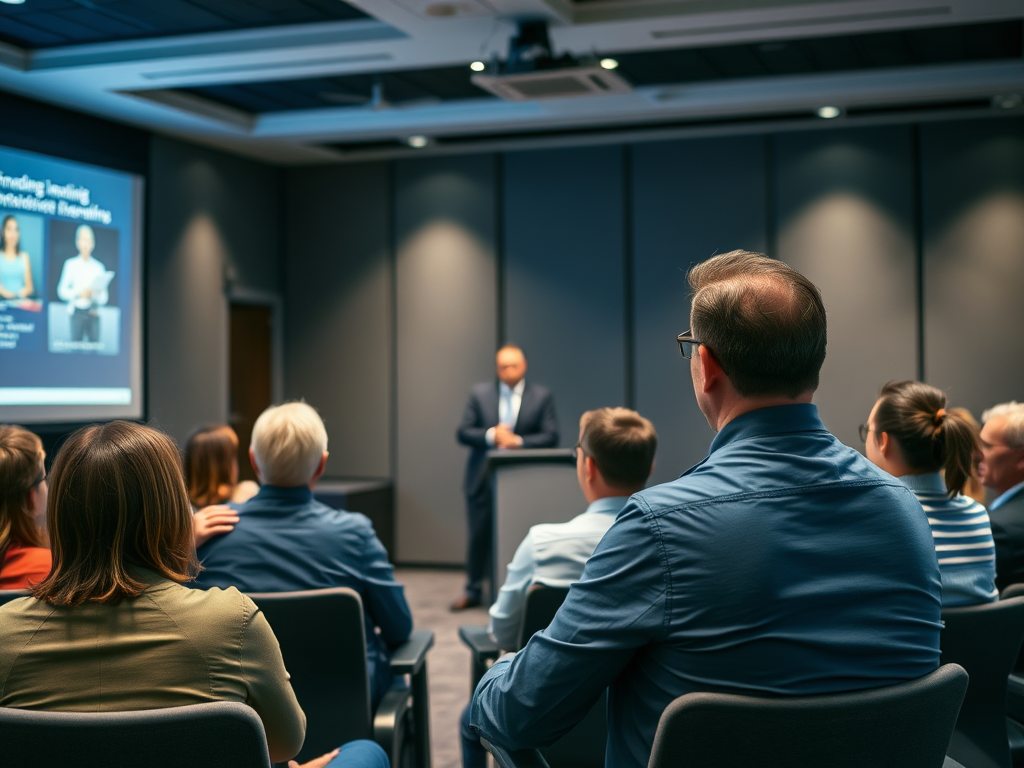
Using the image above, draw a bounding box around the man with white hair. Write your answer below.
[980,402,1024,590]
[194,401,412,708]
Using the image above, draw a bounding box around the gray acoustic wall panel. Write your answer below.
[775,126,918,448]
[632,136,768,484]
[503,146,627,446]
[283,163,392,479]
[395,154,498,564]
[147,136,282,445]
[921,117,1024,419]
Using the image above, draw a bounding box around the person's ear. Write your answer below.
[697,345,721,393]
[585,455,599,485]
[311,452,329,484]
[248,447,262,483]
[878,431,891,458]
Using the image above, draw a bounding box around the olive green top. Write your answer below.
[0,572,305,762]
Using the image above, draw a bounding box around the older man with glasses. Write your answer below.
[468,250,942,768]
[979,402,1024,590]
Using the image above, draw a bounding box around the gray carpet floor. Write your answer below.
[396,567,488,768]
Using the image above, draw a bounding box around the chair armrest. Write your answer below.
[373,686,412,768]
[481,740,550,768]
[390,630,434,676]
[459,625,502,660]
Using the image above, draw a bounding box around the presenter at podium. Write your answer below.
[452,345,558,610]
[56,224,110,343]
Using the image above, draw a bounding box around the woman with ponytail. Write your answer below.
[862,381,997,606]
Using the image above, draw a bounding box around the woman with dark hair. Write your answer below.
[863,381,997,606]
[0,421,306,762]
[0,425,50,588]
[184,423,259,509]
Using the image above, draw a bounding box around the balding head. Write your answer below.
[688,250,827,399]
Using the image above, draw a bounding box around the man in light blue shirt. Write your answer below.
[470,251,941,768]
[980,402,1024,590]
[461,407,657,768]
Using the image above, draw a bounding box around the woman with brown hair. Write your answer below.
[863,380,997,606]
[0,425,50,589]
[0,421,305,762]
[184,423,259,509]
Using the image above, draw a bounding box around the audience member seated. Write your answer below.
[979,401,1024,591]
[0,421,305,763]
[193,401,413,710]
[468,250,942,768]
[185,424,258,548]
[461,406,657,768]
[0,425,51,589]
[862,381,997,606]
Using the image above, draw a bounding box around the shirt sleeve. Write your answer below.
[56,259,75,303]
[239,605,307,762]
[359,520,414,647]
[488,531,536,650]
[470,499,666,749]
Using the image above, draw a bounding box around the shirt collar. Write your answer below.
[252,485,315,503]
[991,479,1024,510]
[708,403,827,455]
[584,496,631,516]
[897,472,947,495]
[500,379,526,397]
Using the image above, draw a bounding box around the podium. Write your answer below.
[487,448,579,598]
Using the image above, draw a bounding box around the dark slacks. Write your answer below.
[71,309,99,342]
[464,485,492,603]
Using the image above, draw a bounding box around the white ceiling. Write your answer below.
[0,0,1021,164]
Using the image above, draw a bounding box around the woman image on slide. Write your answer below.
[56,224,109,343]
[0,215,35,300]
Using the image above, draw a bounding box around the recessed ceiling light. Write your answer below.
[993,93,1023,110]
[817,106,841,119]
[0,0,27,5]
[600,58,619,70]
[470,61,486,72]
[407,136,429,148]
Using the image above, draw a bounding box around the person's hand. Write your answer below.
[80,288,93,299]
[193,504,239,547]
[289,748,339,768]
[17,287,30,298]
[494,424,524,449]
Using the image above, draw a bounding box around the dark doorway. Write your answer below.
[229,302,273,482]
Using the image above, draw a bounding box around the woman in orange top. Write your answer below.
[0,425,50,589]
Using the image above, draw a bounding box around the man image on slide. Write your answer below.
[453,345,558,610]
[56,224,111,343]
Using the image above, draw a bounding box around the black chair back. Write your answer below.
[0,589,30,608]
[0,700,270,768]
[516,584,570,650]
[516,584,606,768]
[647,664,968,768]
[941,596,1024,768]
[249,588,372,763]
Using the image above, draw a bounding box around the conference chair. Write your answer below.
[482,664,970,768]
[940,596,1024,768]
[0,700,270,768]
[0,588,29,608]
[459,584,606,768]
[998,584,1024,766]
[249,587,434,768]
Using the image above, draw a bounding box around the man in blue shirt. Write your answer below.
[470,250,942,768]
[194,402,412,709]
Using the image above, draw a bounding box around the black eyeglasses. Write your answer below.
[573,440,586,461]
[31,470,46,487]
[676,330,703,360]
[858,424,876,442]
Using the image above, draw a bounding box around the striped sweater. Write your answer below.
[900,472,998,606]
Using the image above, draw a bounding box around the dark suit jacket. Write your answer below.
[456,380,558,497]
[990,488,1024,591]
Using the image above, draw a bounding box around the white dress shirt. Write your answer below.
[487,495,629,650]
[57,255,109,311]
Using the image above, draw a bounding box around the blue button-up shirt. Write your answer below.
[193,485,412,707]
[471,404,942,768]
